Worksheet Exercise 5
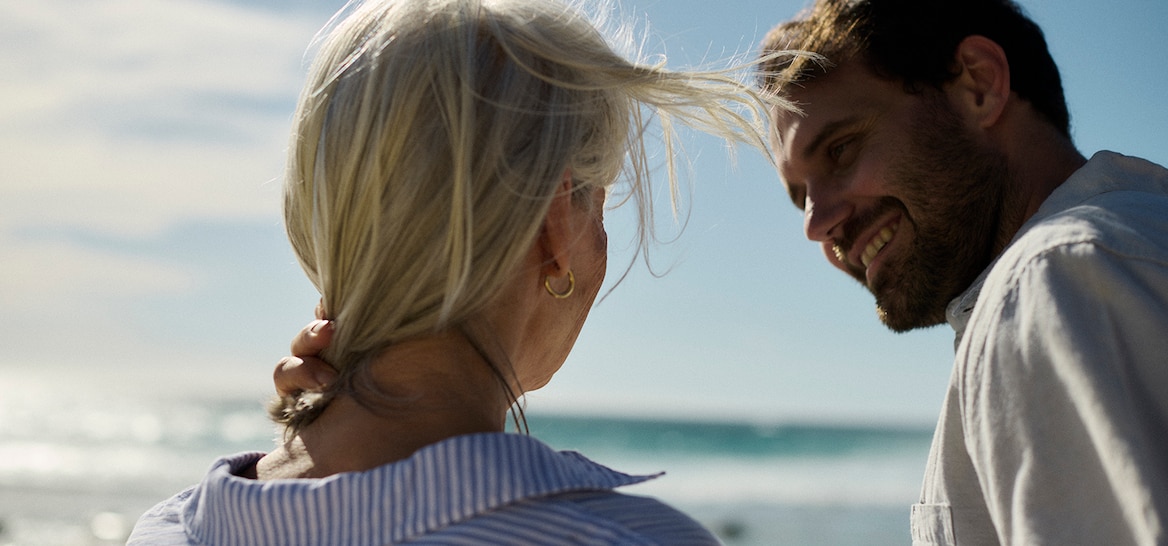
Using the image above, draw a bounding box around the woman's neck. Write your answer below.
[256,331,514,479]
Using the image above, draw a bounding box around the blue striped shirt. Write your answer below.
[127,432,719,545]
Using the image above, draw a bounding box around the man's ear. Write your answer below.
[537,171,576,278]
[947,35,1011,129]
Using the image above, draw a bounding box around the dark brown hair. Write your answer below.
[760,0,1070,137]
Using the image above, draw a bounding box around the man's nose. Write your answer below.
[802,185,850,243]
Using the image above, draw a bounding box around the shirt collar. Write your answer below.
[945,151,1168,344]
[182,432,658,546]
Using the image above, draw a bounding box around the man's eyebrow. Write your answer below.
[801,116,862,160]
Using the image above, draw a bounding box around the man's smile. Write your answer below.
[833,211,904,286]
[861,220,898,269]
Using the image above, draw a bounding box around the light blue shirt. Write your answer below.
[128,432,718,545]
[913,152,1168,545]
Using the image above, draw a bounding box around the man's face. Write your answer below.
[772,61,1010,332]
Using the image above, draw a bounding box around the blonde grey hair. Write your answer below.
[275,0,788,430]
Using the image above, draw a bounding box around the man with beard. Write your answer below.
[273,0,1168,543]
[760,0,1168,544]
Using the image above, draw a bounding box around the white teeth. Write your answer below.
[833,244,847,264]
[861,225,896,268]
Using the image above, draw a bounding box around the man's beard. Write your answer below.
[841,94,1013,332]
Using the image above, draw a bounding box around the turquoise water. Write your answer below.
[0,386,932,545]
[526,413,931,459]
[526,414,932,544]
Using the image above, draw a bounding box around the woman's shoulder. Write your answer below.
[125,486,197,546]
[405,433,719,544]
[554,490,720,545]
[412,489,720,546]
[126,452,266,546]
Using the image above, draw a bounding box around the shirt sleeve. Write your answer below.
[957,240,1168,545]
[126,487,197,546]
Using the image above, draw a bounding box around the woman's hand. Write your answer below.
[274,319,338,397]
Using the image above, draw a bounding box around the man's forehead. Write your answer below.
[770,70,845,144]
[770,82,832,165]
[771,63,898,153]
[770,108,805,170]
[770,104,810,187]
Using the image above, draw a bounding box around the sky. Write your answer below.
[2,0,1166,426]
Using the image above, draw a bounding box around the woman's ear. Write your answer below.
[947,35,1011,129]
[537,170,577,277]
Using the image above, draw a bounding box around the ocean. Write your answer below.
[0,383,933,545]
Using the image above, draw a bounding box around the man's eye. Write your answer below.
[827,136,860,170]
[828,138,851,161]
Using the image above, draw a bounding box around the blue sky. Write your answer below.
[2,0,1165,425]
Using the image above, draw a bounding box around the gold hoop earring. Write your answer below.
[544,270,575,299]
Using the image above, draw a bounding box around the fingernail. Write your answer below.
[313,368,335,387]
[310,320,329,334]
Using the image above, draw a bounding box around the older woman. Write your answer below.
[129,0,779,543]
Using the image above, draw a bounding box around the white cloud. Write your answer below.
[0,231,200,365]
[0,0,337,375]
[3,236,196,307]
[0,0,332,236]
